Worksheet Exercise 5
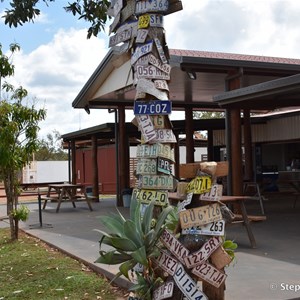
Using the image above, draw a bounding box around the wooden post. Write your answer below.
[71,140,76,184]
[243,109,254,181]
[91,134,99,201]
[185,106,194,163]
[207,129,214,161]
[174,132,180,178]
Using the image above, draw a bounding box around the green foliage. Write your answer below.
[11,204,30,221]
[95,198,174,299]
[193,111,225,119]
[1,0,110,38]
[223,239,238,261]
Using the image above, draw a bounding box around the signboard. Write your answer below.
[184,236,223,269]
[136,143,175,162]
[157,157,172,175]
[135,65,170,80]
[200,184,223,201]
[131,41,153,64]
[174,264,208,300]
[154,80,169,91]
[186,176,212,194]
[132,188,168,207]
[135,0,169,15]
[154,251,178,276]
[136,115,156,142]
[192,262,227,288]
[153,281,174,300]
[136,78,168,100]
[181,220,225,236]
[138,175,173,190]
[136,158,157,175]
[179,203,222,229]
[160,229,190,264]
[134,100,171,115]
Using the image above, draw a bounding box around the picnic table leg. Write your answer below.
[239,200,257,248]
[56,196,62,213]
[86,197,93,211]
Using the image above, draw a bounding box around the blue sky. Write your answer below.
[1,0,300,137]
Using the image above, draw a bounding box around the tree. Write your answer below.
[1,0,110,38]
[194,110,225,119]
[0,83,46,240]
[35,130,68,161]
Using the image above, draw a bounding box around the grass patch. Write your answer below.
[0,228,125,300]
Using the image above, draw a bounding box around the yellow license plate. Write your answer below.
[186,176,212,194]
[138,14,150,29]
[132,188,168,207]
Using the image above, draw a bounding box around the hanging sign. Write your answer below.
[132,188,168,207]
[134,100,171,115]
[160,229,190,264]
[174,264,208,300]
[136,158,157,175]
[138,175,174,190]
[200,184,223,201]
[154,251,178,276]
[136,78,168,100]
[135,0,169,15]
[135,65,170,80]
[186,176,212,194]
[181,220,225,236]
[136,115,156,142]
[184,236,223,269]
[153,281,174,300]
[157,157,172,175]
[179,203,222,229]
[192,262,227,288]
[131,40,153,64]
[136,143,175,162]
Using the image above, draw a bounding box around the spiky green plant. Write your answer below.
[95,197,174,299]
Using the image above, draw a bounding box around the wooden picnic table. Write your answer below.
[42,183,93,213]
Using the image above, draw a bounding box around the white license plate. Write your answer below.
[186,176,212,194]
[138,14,164,28]
[182,220,225,236]
[135,65,170,80]
[154,80,169,91]
[174,264,208,300]
[136,158,157,175]
[192,262,227,288]
[154,38,168,63]
[154,251,178,276]
[135,0,169,15]
[132,188,168,206]
[136,143,175,162]
[109,26,132,47]
[136,78,168,100]
[151,115,165,128]
[136,115,156,142]
[139,175,173,190]
[153,281,174,300]
[157,157,172,175]
[179,203,222,229]
[177,192,193,212]
[200,184,223,201]
[160,229,190,264]
[151,129,177,143]
[136,29,148,43]
[131,41,153,64]
[148,54,171,74]
[184,236,223,269]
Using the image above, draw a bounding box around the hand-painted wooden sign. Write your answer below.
[179,203,222,229]
[184,236,223,269]
[181,220,225,236]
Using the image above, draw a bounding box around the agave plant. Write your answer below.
[95,197,174,299]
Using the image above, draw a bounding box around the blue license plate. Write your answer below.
[134,100,171,115]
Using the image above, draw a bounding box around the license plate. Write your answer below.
[174,264,208,300]
[177,192,193,212]
[136,158,157,175]
[134,100,171,115]
[136,78,168,100]
[154,251,178,276]
[179,203,222,229]
[138,14,150,29]
[139,175,173,190]
[135,0,169,15]
[113,0,123,16]
[148,54,171,74]
[153,281,174,300]
[157,157,172,175]
[192,262,227,288]
[154,80,169,91]
[181,220,225,236]
[150,129,177,143]
[149,14,164,27]
[132,188,168,206]
[200,184,223,201]
[136,29,148,43]
[160,229,190,264]
[121,0,136,23]
[135,65,170,80]
[184,236,223,269]
[136,143,175,162]
[186,176,212,194]
[131,40,153,64]
[109,26,132,47]
[136,115,156,142]
[151,115,165,128]
[154,38,168,64]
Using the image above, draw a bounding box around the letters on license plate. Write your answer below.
[184,236,223,269]
[149,129,177,143]
[153,281,174,300]
[136,158,157,175]
[192,262,227,288]
[135,0,169,15]
[136,143,175,162]
[186,176,212,194]
[134,100,171,115]
[154,251,178,276]
[157,157,172,175]
[136,29,148,43]
[148,54,171,74]
[138,175,174,190]
[200,184,223,201]
[135,65,170,80]
[174,264,208,300]
[179,203,222,229]
[136,115,156,142]
[181,220,225,236]
[154,38,168,64]
[132,188,168,206]
[109,26,132,47]
[131,41,153,64]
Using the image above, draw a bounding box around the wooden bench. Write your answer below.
[234,214,267,222]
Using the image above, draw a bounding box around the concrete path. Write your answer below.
[1,196,300,300]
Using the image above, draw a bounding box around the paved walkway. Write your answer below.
[1,196,300,300]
